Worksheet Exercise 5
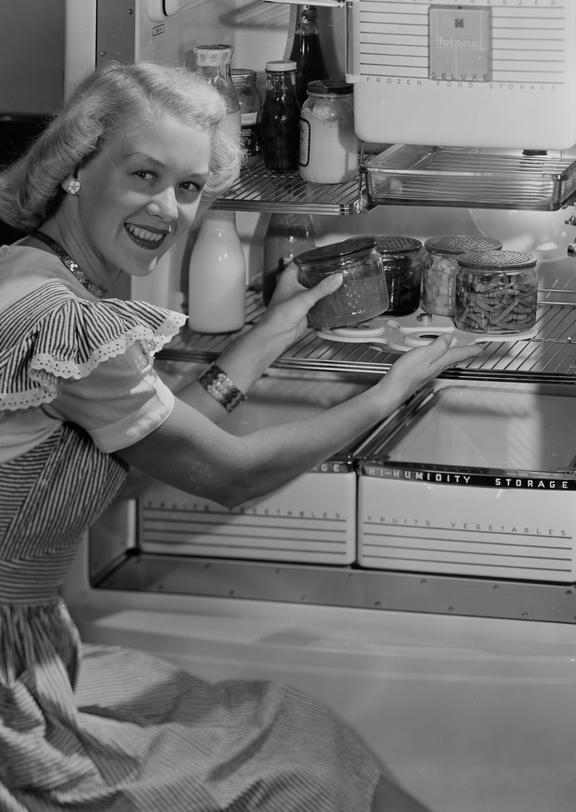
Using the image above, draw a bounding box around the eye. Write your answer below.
[133,169,157,183]
[180,179,204,195]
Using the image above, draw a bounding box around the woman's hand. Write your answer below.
[260,261,342,348]
[381,333,482,409]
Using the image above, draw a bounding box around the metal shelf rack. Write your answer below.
[160,288,576,385]
[210,148,576,214]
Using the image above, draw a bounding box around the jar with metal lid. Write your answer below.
[231,68,261,164]
[295,237,388,329]
[374,236,423,316]
[299,80,358,184]
[454,250,539,334]
[422,235,503,318]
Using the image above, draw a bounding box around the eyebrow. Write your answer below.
[125,151,165,167]
[125,151,209,181]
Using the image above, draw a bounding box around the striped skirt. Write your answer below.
[0,424,384,811]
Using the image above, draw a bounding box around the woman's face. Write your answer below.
[74,112,212,278]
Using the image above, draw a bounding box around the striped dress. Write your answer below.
[0,247,386,811]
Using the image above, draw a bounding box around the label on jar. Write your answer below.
[240,112,260,157]
[299,118,311,167]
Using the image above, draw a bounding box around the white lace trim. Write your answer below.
[0,312,187,412]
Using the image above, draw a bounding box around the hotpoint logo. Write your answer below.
[433,33,488,52]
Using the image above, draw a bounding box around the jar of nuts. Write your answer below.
[422,235,503,318]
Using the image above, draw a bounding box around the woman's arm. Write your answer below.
[175,263,342,422]
[116,334,481,507]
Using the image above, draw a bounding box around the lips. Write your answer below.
[125,223,171,250]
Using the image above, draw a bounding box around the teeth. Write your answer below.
[125,224,167,244]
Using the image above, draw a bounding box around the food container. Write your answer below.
[299,80,358,184]
[374,235,423,316]
[422,235,503,317]
[231,68,262,163]
[454,249,539,334]
[295,237,388,329]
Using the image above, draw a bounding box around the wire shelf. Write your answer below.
[363,145,576,211]
[212,159,364,216]
[159,289,576,384]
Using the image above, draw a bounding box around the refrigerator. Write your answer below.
[62,3,576,809]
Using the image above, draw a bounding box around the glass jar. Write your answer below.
[374,236,423,316]
[260,60,300,173]
[295,237,388,329]
[188,44,241,143]
[422,235,503,317]
[454,250,539,334]
[299,80,358,184]
[231,68,262,164]
[262,213,315,306]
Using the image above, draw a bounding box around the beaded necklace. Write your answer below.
[33,230,106,298]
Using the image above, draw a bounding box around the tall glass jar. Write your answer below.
[454,250,539,334]
[422,235,503,318]
[295,237,388,329]
[299,80,358,184]
[188,44,241,143]
[260,60,300,173]
[374,236,423,316]
[231,68,262,165]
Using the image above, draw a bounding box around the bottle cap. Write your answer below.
[306,80,354,97]
[231,68,257,85]
[194,44,234,66]
[265,60,297,73]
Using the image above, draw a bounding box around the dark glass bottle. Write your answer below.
[289,4,329,106]
[260,60,300,173]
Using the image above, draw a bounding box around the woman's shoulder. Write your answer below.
[0,242,72,305]
[0,247,186,411]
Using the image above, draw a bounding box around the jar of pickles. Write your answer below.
[295,237,388,329]
[454,250,539,334]
[374,236,423,316]
[422,235,503,318]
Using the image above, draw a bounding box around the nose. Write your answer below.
[146,186,178,221]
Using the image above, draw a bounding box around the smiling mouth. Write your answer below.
[125,223,171,250]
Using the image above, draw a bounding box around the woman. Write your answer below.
[0,61,479,811]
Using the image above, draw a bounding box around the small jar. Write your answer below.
[454,250,539,334]
[374,236,423,316]
[261,60,300,173]
[295,237,388,329]
[422,235,503,317]
[299,80,358,184]
[231,68,262,163]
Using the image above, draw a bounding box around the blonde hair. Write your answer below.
[0,61,242,232]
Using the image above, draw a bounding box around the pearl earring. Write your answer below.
[65,179,81,196]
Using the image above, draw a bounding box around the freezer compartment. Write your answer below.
[356,380,576,581]
[135,370,369,565]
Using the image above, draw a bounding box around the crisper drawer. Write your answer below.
[137,374,368,565]
[356,380,576,582]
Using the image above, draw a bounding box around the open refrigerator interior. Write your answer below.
[61,0,576,626]
[56,7,576,809]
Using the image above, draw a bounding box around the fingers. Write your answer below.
[409,334,482,368]
[303,272,344,303]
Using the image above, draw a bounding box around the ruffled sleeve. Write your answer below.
[0,282,187,411]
